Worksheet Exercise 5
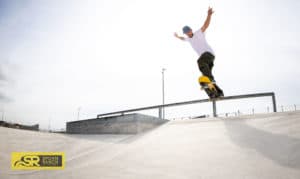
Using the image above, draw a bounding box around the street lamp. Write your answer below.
[48,117,51,132]
[1,106,4,121]
[1,111,4,121]
[77,107,81,121]
[162,68,166,119]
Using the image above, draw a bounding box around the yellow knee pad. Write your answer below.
[198,76,211,84]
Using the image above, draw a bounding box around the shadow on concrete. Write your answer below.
[223,119,300,169]
[64,134,135,144]
[117,121,170,144]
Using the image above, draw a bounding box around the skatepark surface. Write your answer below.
[1,111,300,179]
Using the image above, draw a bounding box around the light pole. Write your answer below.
[162,68,166,119]
[48,116,51,132]
[77,107,81,121]
[1,106,4,121]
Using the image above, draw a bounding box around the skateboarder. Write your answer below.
[174,6,223,97]
[174,6,216,82]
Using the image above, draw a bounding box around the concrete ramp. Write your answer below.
[1,111,300,179]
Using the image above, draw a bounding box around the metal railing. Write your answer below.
[97,92,277,119]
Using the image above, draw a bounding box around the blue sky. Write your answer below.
[1,0,300,130]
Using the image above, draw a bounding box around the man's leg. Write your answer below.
[197,53,215,81]
[209,59,214,72]
[198,63,214,80]
[214,84,224,97]
[208,59,215,82]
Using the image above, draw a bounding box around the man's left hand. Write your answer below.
[208,7,214,16]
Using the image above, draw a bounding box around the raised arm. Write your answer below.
[174,32,185,41]
[201,7,214,33]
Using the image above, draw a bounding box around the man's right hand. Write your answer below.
[174,32,185,41]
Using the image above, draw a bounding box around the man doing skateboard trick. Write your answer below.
[174,7,224,99]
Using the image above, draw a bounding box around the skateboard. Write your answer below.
[198,76,224,99]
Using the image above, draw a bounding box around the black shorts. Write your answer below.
[197,52,215,81]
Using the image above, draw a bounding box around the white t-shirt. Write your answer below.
[184,29,215,56]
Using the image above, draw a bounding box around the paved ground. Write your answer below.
[1,111,300,179]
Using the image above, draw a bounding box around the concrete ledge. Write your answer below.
[66,113,168,134]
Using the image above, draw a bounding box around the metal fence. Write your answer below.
[97,92,277,119]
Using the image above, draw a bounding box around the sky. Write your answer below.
[0,0,300,130]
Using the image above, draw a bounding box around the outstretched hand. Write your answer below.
[174,32,185,41]
[208,7,214,16]
[201,7,214,32]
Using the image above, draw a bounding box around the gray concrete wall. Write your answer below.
[66,113,168,134]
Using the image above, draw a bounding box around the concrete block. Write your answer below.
[66,113,168,134]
